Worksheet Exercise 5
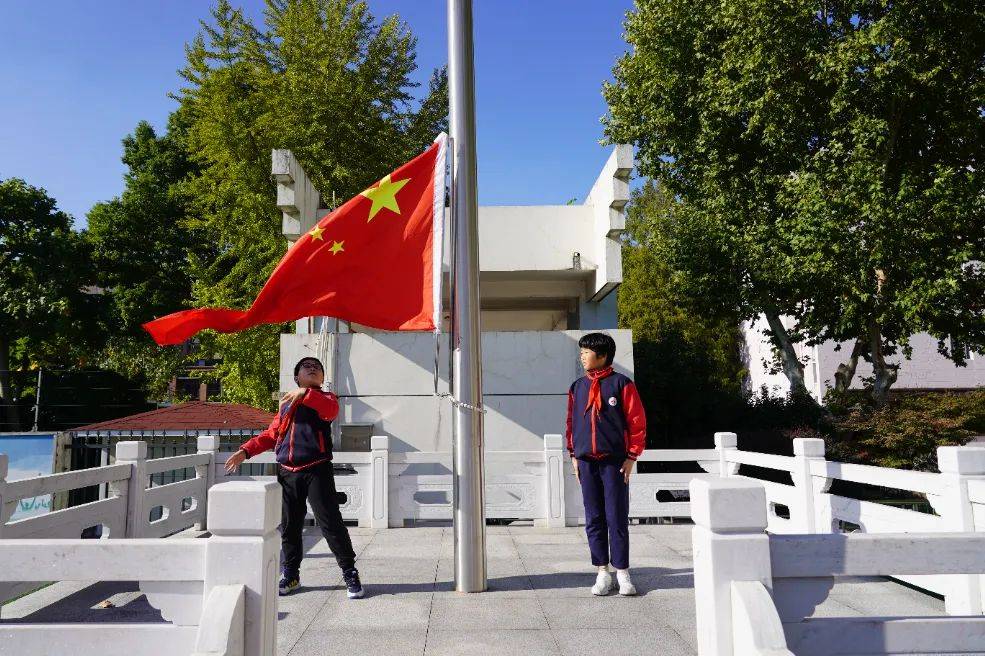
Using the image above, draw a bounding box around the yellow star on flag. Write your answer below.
[329,240,345,255]
[360,174,411,222]
[308,225,325,241]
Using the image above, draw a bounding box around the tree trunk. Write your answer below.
[0,333,20,430]
[868,322,898,406]
[763,310,812,399]
[834,337,867,393]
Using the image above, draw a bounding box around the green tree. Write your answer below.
[168,0,448,408]
[619,181,746,443]
[86,118,199,399]
[605,0,985,406]
[0,178,97,426]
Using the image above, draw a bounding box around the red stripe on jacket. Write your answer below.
[240,388,339,471]
[565,390,575,455]
[621,382,647,460]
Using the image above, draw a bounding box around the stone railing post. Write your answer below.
[542,434,566,528]
[116,441,148,538]
[204,481,281,656]
[714,432,739,478]
[195,435,220,531]
[937,445,985,615]
[369,436,389,529]
[690,477,772,656]
[791,438,827,534]
[0,454,9,538]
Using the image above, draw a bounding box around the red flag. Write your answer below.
[144,134,447,345]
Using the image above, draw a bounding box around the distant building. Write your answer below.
[742,316,985,401]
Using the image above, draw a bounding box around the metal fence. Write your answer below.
[0,368,152,433]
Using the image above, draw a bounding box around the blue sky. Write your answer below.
[0,1,636,227]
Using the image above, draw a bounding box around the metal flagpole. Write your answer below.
[448,0,487,593]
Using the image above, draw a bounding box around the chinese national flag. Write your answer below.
[143,134,447,345]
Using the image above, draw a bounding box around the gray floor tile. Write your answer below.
[288,628,427,656]
[429,596,549,630]
[424,629,561,655]
[552,627,694,656]
[311,596,433,630]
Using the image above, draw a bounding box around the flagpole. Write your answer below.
[448,0,487,593]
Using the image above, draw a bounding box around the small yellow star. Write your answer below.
[329,240,345,255]
[308,225,325,241]
[360,174,411,222]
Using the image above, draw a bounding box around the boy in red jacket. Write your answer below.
[567,333,646,596]
[224,356,363,598]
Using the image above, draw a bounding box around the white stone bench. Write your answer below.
[690,477,985,656]
[0,481,280,656]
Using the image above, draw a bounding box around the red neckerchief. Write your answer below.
[584,366,614,416]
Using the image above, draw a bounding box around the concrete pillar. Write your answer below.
[714,432,739,478]
[116,441,148,538]
[195,435,220,531]
[542,434,566,528]
[204,481,281,656]
[690,477,772,656]
[791,438,826,533]
[0,454,9,537]
[369,436,389,529]
[937,445,985,614]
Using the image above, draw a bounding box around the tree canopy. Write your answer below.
[605,0,985,405]
[0,178,98,424]
[169,0,448,407]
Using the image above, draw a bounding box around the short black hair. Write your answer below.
[578,332,616,367]
[293,356,324,378]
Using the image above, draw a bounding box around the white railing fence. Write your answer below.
[718,433,985,614]
[5,433,985,549]
[0,480,280,656]
[214,434,726,527]
[6,432,985,610]
[690,476,985,656]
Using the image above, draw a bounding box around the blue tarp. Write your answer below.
[0,433,56,520]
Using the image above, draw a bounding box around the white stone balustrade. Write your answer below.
[7,435,985,550]
[690,476,985,656]
[0,480,280,656]
[7,432,985,619]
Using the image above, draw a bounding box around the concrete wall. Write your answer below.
[280,329,635,453]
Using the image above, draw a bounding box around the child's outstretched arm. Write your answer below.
[224,409,283,474]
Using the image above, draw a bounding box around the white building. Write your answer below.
[743,316,985,401]
[272,145,635,454]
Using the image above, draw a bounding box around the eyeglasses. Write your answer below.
[299,362,323,372]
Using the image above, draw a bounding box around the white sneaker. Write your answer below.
[616,570,637,596]
[591,570,613,596]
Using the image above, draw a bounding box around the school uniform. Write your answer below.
[241,388,356,575]
[566,366,646,570]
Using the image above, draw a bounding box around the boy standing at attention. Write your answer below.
[567,333,646,596]
[224,356,363,599]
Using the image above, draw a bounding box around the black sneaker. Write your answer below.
[279,572,300,596]
[343,567,364,599]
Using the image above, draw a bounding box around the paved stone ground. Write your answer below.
[2,524,947,655]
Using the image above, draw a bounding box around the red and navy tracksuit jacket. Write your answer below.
[241,388,339,471]
[566,366,646,461]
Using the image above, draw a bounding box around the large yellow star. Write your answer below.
[308,225,325,241]
[360,174,411,222]
[329,240,344,255]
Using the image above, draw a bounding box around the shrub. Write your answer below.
[826,390,985,471]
